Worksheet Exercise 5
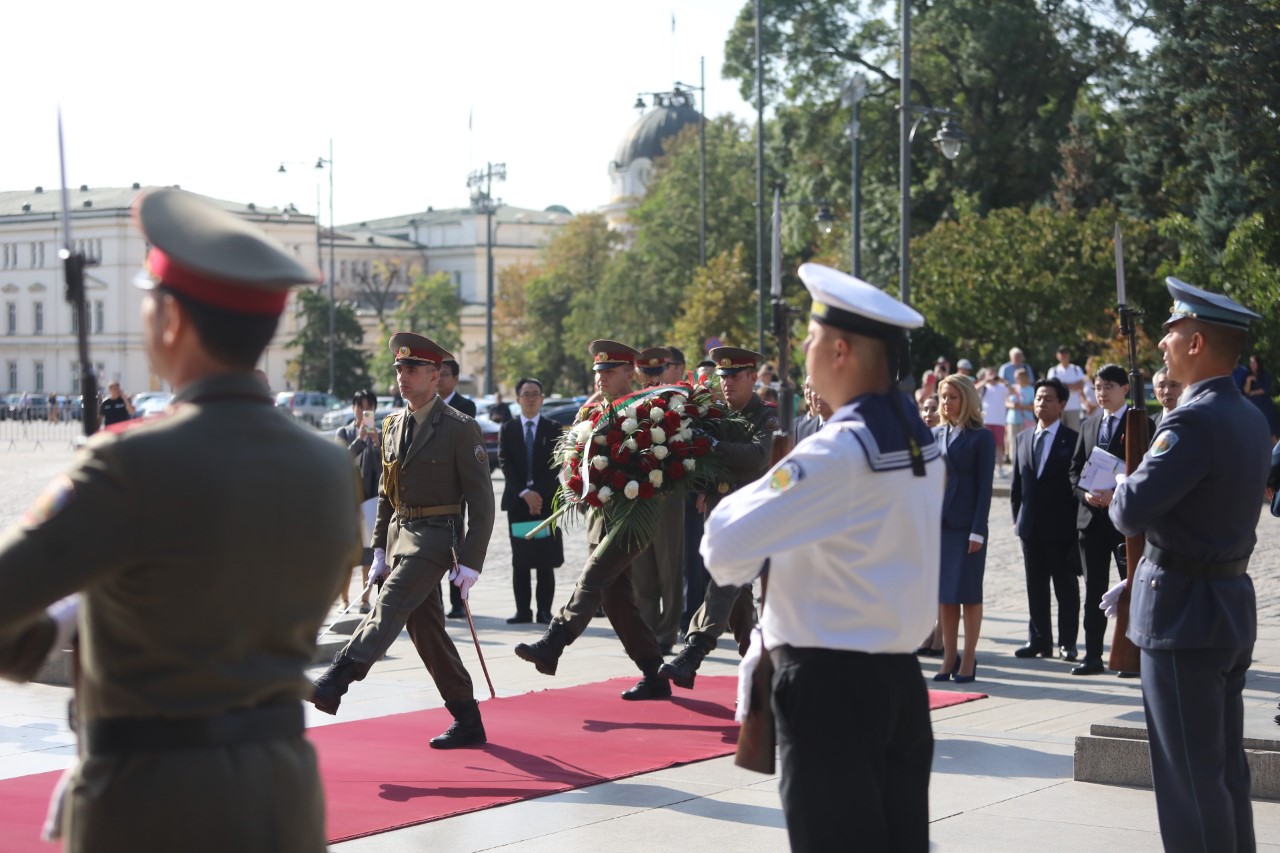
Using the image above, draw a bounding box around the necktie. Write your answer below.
[400,412,415,456]
[524,420,536,487]
[1033,429,1047,474]
[1098,414,1114,450]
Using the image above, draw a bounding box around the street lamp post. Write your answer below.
[754,0,766,354]
[842,72,869,277]
[636,62,708,268]
[316,140,335,395]
[467,162,506,396]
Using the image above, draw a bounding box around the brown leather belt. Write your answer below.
[1144,543,1250,579]
[398,504,462,520]
[84,702,303,755]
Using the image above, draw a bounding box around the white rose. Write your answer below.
[683,458,697,472]
[652,445,669,460]
[649,469,664,487]
[626,403,640,420]
[621,417,638,433]
[650,401,665,414]
[598,486,613,503]
[623,438,638,452]
[650,426,667,444]
[593,433,607,446]
[624,480,640,499]
[679,428,693,442]
[670,394,687,409]
[698,404,709,415]
[571,421,594,442]
[591,455,609,470]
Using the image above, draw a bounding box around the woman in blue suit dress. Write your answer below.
[933,375,996,682]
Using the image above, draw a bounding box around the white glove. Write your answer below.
[1100,579,1128,619]
[369,548,389,584]
[47,593,80,651]
[735,625,765,724]
[450,564,480,600]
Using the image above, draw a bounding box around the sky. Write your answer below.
[5,0,758,226]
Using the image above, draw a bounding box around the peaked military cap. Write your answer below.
[666,346,687,366]
[389,332,452,366]
[1163,277,1261,331]
[133,188,320,315]
[636,346,672,375]
[708,346,764,376]
[798,263,923,339]
[588,340,638,371]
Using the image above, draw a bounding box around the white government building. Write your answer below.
[0,93,698,400]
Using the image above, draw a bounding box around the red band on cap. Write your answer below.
[147,248,288,315]
[394,345,442,364]
[593,351,635,365]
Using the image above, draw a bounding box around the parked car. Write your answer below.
[274,391,342,427]
[134,393,174,418]
[3,393,48,421]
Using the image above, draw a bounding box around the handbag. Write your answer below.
[510,519,552,539]
[734,567,775,774]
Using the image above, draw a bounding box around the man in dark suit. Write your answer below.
[1010,378,1080,659]
[439,357,477,617]
[1110,277,1269,850]
[1068,362,1155,675]
[498,377,564,623]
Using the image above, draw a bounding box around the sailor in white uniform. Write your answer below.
[701,263,944,853]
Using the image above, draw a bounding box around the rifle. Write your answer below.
[734,188,794,775]
[1107,224,1144,675]
[58,111,99,439]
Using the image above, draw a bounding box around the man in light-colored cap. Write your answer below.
[956,358,974,377]
[1107,277,1269,851]
[308,331,496,750]
[702,263,943,852]
[0,188,362,850]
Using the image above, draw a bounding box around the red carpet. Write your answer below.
[0,678,985,848]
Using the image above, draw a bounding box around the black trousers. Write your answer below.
[681,493,709,632]
[1141,645,1254,852]
[1079,525,1127,660]
[1020,536,1080,651]
[512,566,555,614]
[772,646,932,853]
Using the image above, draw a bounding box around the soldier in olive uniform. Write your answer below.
[308,332,495,749]
[630,346,686,653]
[0,188,361,852]
[659,346,776,688]
[515,340,671,700]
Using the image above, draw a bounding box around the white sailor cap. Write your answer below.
[798,263,924,338]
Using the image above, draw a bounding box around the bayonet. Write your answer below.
[57,109,99,437]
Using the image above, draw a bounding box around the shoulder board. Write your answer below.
[443,405,469,422]
[763,401,778,408]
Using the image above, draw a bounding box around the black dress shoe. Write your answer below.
[1071,658,1106,676]
[535,610,553,624]
[621,677,672,700]
[446,606,466,619]
[506,611,533,624]
[1059,647,1079,662]
[1116,671,1140,679]
[1013,644,1053,659]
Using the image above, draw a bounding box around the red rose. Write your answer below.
[638,482,655,498]
[574,442,586,455]
[663,410,681,431]
[633,428,652,449]
[606,428,624,447]
[669,439,691,458]
[586,492,603,508]
[667,459,687,481]
[567,474,584,493]
[635,405,650,420]
[692,436,712,457]
[683,404,700,417]
[588,466,605,484]
[610,444,632,464]
[611,469,628,490]
[568,456,580,472]
[706,406,723,419]
[636,453,657,473]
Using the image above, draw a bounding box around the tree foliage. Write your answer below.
[371,271,463,390]
[672,244,757,360]
[286,288,371,397]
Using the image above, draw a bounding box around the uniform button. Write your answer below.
[1150,578,1158,589]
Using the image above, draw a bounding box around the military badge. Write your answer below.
[474,444,487,464]
[22,475,75,527]
[1150,430,1179,457]
[718,482,730,494]
[765,416,779,431]
[397,345,412,358]
[769,460,804,492]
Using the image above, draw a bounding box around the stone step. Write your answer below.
[1075,708,1280,799]
[32,634,351,687]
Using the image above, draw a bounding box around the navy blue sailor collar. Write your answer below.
[828,391,940,473]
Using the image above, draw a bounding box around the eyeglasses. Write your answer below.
[517,391,542,399]
[1093,382,1122,392]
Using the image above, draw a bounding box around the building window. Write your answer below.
[94,300,104,334]
[5,302,14,335]
[33,303,43,335]
[71,307,78,334]
[339,260,348,281]
[34,360,44,392]
[6,361,15,392]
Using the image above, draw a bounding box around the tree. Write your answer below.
[348,258,417,326]
[672,245,756,360]
[373,271,463,390]
[286,288,371,397]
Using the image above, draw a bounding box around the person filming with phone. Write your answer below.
[336,389,381,613]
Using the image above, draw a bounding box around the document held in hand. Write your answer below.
[1079,444,1124,493]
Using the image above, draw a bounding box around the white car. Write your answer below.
[275,391,343,427]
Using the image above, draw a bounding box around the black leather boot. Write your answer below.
[622,657,673,701]
[514,621,573,675]
[657,640,709,689]
[429,699,487,749]
[307,655,359,716]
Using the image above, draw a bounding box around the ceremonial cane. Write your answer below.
[454,546,497,699]
[318,575,378,641]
